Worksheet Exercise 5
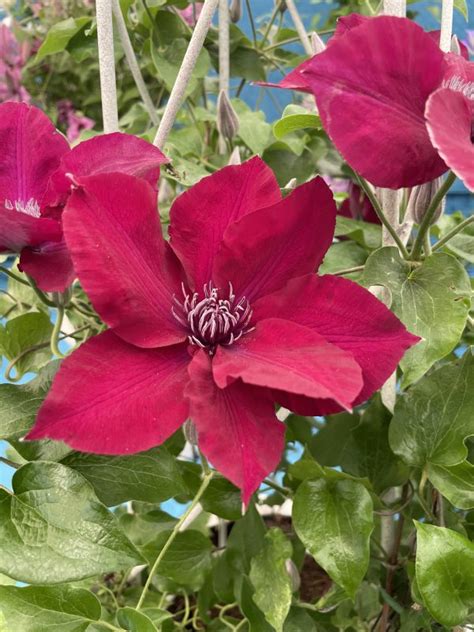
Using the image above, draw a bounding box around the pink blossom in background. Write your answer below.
[27,158,419,503]
[57,99,95,143]
[179,3,204,26]
[0,102,168,291]
[0,24,31,103]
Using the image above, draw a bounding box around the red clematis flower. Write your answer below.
[338,182,379,224]
[0,101,167,291]
[27,158,418,502]
[267,15,474,190]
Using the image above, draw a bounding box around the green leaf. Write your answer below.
[0,585,101,631]
[230,46,266,81]
[283,607,318,631]
[415,522,474,626]
[427,460,474,509]
[335,215,382,250]
[249,529,293,632]
[181,463,242,521]
[143,530,212,589]
[363,248,471,385]
[389,350,474,468]
[237,109,273,154]
[311,397,409,493]
[0,383,45,440]
[273,105,321,139]
[151,39,210,95]
[293,478,374,598]
[0,312,53,378]
[453,0,468,20]
[117,607,158,631]
[435,212,474,262]
[61,447,187,506]
[318,241,367,280]
[0,462,143,583]
[34,17,92,63]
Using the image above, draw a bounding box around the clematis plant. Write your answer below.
[268,15,474,191]
[0,101,168,292]
[27,157,418,502]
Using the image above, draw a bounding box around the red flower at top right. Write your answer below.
[273,15,474,191]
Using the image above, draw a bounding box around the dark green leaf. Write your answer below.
[293,478,374,598]
[335,215,382,250]
[0,585,101,631]
[230,46,266,81]
[415,522,474,626]
[0,383,45,440]
[143,529,212,589]
[249,528,293,632]
[117,607,158,631]
[363,248,471,385]
[311,397,409,493]
[34,17,92,63]
[61,447,187,506]
[389,351,474,468]
[0,312,53,378]
[0,462,143,583]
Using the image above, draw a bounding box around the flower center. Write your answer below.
[4,197,41,218]
[172,282,254,354]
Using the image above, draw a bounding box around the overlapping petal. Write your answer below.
[186,350,285,505]
[63,173,185,348]
[299,17,448,188]
[0,208,61,252]
[213,177,336,302]
[45,132,168,208]
[18,240,75,292]
[0,102,69,212]
[169,157,281,291]
[253,274,419,414]
[26,331,190,454]
[213,318,363,410]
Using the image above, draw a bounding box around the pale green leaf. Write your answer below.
[427,460,474,509]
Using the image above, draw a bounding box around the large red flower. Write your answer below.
[268,15,474,190]
[0,102,167,291]
[27,158,418,502]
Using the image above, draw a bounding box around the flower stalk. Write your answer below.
[96,0,119,132]
[135,467,215,610]
[432,215,474,252]
[111,0,159,126]
[153,0,219,149]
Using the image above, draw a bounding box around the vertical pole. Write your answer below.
[96,0,119,132]
[218,0,230,94]
[285,0,313,56]
[439,0,454,52]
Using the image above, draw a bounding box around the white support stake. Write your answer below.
[96,0,119,133]
[218,0,230,94]
[285,0,313,56]
[112,0,159,126]
[153,0,219,150]
[439,0,454,52]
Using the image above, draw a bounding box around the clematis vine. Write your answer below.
[27,158,419,503]
[267,15,474,191]
[0,101,167,292]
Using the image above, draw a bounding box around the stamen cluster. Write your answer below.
[172,282,253,353]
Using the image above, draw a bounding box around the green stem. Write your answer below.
[51,305,66,358]
[135,468,215,610]
[244,0,257,46]
[25,274,56,307]
[0,456,20,470]
[259,1,282,50]
[432,215,474,252]
[95,622,122,632]
[410,171,456,260]
[333,264,365,276]
[263,478,292,497]
[354,174,409,259]
[0,265,30,287]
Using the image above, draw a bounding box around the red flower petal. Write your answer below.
[45,132,168,208]
[63,173,186,348]
[301,16,448,187]
[186,350,285,505]
[19,239,75,292]
[0,208,61,252]
[0,102,69,211]
[253,274,419,415]
[213,177,336,302]
[27,331,190,454]
[169,157,281,291]
[426,87,474,192]
[213,318,363,410]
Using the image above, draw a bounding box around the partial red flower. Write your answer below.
[0,101,167,291]
[27,158,419,503]
[268,15,474,190]
[338,182,379,224]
